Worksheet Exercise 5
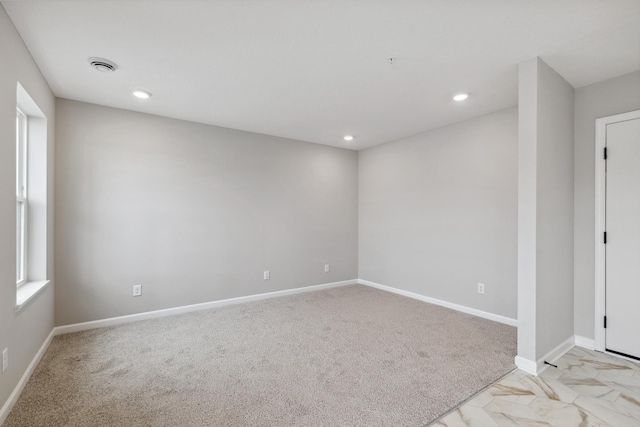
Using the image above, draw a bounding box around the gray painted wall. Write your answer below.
[517,59,538,362]
[54,99,358,326]
[573,71,640,339]
[0,4,55,412]
[533,59,575,360]
[517,58,575,365]
[359,108,518,319]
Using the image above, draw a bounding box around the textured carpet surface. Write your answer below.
[4,285,516,426]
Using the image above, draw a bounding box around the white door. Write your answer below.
[606,117,640,360]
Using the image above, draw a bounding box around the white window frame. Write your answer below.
[15,82,50,311]
[16,107,28,287]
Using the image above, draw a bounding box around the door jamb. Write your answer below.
[594,110,640,352]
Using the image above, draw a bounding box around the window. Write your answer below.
[16,108,28,286]
[15,82,49,310]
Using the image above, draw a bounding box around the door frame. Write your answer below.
[594,109,640,352]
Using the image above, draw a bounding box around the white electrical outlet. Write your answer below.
[2,348,8,373]
[324,264,330,273]
[264,271,270,280]
[478,283,485,294]
[133,285,142,297]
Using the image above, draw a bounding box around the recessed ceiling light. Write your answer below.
[453,93,469,101]
[133,90,152,99]
[344,135,354,141]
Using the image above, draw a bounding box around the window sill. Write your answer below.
[16,280,51,313]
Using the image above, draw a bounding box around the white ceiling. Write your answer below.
[4,1,640,150]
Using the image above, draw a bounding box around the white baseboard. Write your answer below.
[536,335,575,374]
[515,356,537,375]
[357,279,518,327]
[574,335,595,350]
[55,279,358,335]
[0,329,55,425]
[515,335,575,376]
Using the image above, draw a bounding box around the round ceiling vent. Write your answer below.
[88,57,118,73]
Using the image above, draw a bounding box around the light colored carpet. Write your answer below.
[4,285,516,426]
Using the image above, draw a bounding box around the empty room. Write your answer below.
[1,1,640,426]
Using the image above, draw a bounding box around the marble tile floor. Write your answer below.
[431,346,640,426]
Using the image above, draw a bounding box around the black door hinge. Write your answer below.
[604,147,608,159]
[604,232,607,244]
[604,316,607,328]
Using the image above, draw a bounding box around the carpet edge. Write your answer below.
[55,279,358,335]
[357,279,518,327]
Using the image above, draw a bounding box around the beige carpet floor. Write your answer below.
[4,285,516,427]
